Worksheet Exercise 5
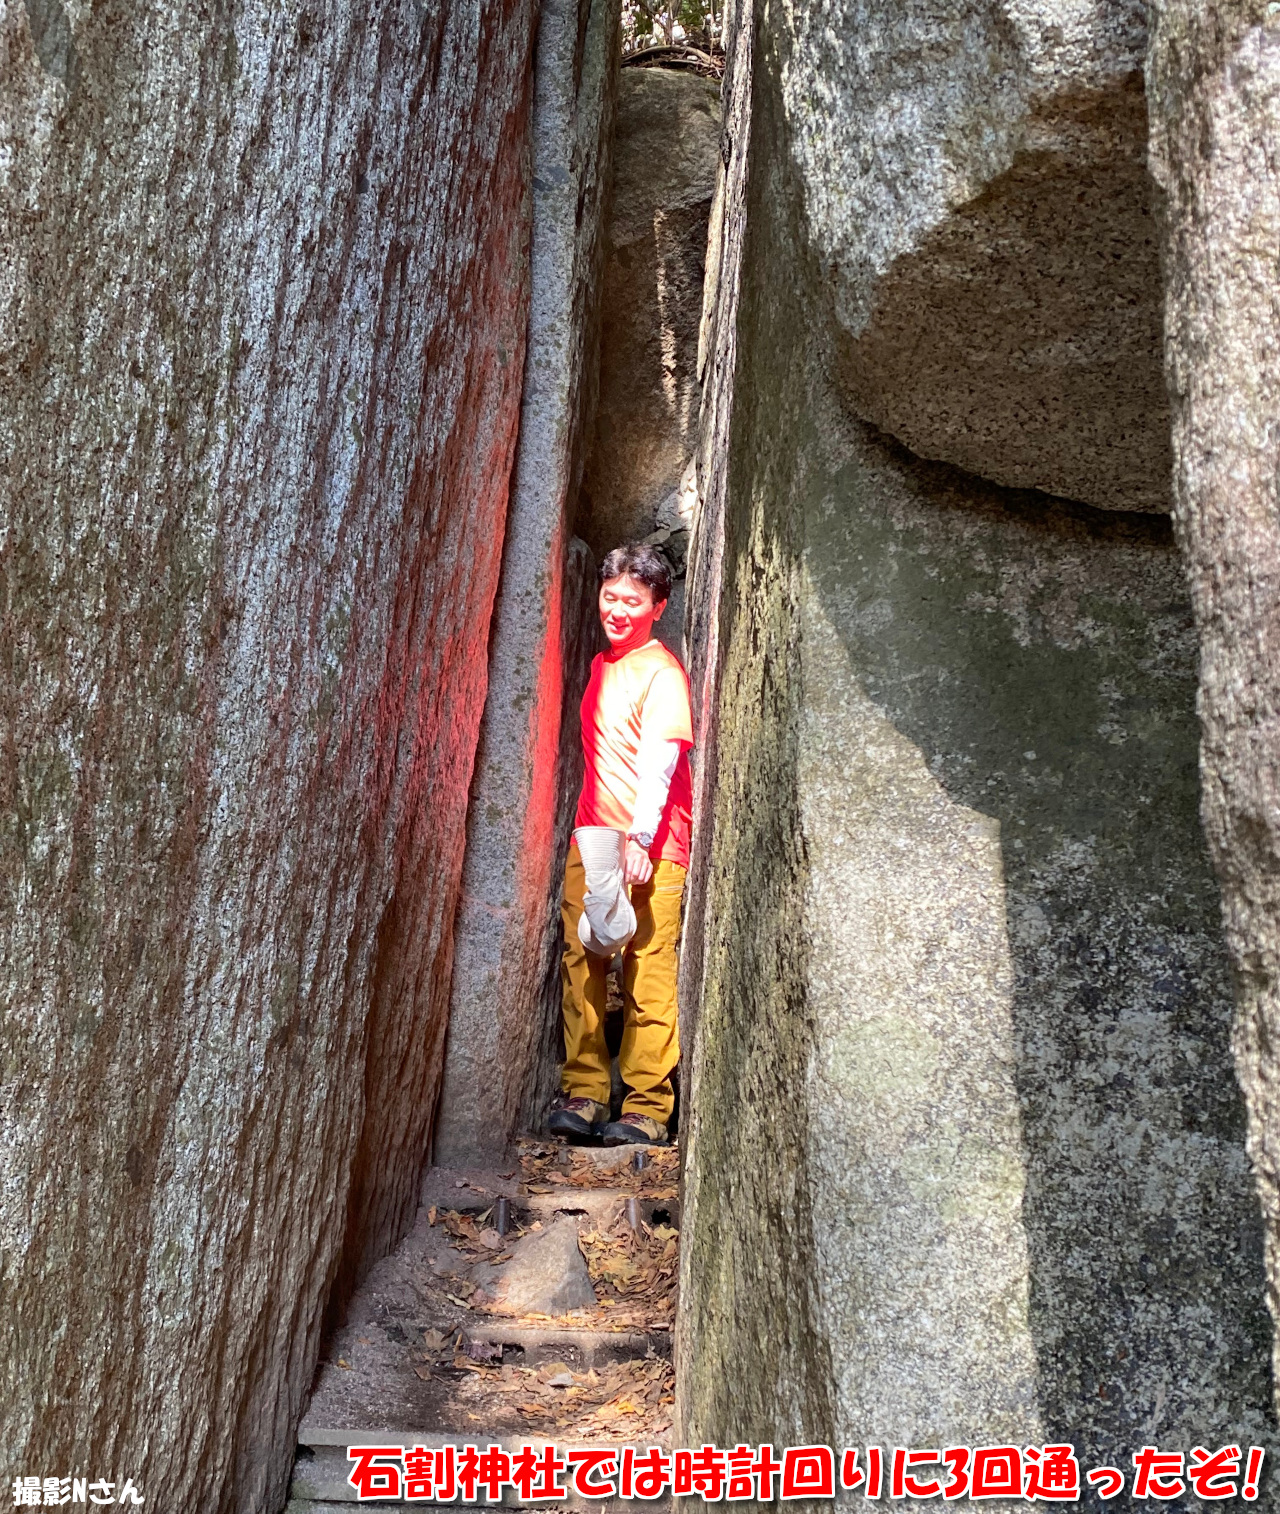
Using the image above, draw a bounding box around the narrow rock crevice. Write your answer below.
[13,0,1280,1501]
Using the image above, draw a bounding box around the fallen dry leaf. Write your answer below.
[517,1139,679,1197]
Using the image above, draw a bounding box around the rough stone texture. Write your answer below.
[678,0,752,1074]
[439,536,600,1165]
[677,0,1275,1475]
[673,5,753,1087]
[799,423,1272,1460]
[676,9,835,1447]
[578,68,722,556]
[0,0,534,1507]
[1147,0,1280,1426]
[772,0,1170,512]
[521,539,604,1139]
[435,0,617,1167]
[472,1218,598,1315]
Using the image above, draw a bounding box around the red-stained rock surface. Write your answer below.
[0,0,535,1508]
[435,0,619,1169]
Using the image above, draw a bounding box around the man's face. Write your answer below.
[599,572,666,649]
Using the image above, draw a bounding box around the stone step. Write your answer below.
[299,1325,669,1447]
[424,1185,679,1233]
[427,1323,670,1362]
[289,1146,678,1510]
[425,1143,662,1192]
[289,1440,671,1509]
[522,1191,679,1227]
[293,1325,671,1507]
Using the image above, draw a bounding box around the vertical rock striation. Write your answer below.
[435,0,618,1166]
[677,0,752,1077]
[676,16,837,1440]
[0,0,534,1506]
[1148,0,1280,1414]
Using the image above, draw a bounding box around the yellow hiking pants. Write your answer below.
[559,845,685,1125]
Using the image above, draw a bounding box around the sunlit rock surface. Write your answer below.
[776,0,1169,511]
[677,0,1273,1471]
[1148,2,1280,1432]
[0,0,534,1507]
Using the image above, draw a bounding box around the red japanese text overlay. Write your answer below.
[344,1443,1267,1502]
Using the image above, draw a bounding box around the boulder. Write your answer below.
[473,1219,598,1316]
[0,0,534,1507]
[775,0,1169,511]
[677,0,1272,1465]
[579,69,722,554]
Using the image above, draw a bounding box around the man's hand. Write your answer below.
[624,838,654,885]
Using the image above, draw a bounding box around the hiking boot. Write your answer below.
[600,1112,668,1146]
[547,1096,608,1143]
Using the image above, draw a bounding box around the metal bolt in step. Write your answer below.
[627,1196,642,1231]
[632,1149,647,1172]
[495,1197,511,1237]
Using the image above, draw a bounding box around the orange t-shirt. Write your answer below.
[574,639,694,869]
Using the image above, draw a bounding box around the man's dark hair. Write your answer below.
[597,542,672,605]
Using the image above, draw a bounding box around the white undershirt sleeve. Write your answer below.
[630,735,682,840]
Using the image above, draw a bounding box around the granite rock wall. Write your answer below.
[435,0,618,1168]
[438,57,724,1171]
[1147,0,1280,1423]
[0,0,534,1506]
[677,0,1276,1481]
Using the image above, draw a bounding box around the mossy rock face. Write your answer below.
[797,415,1271,1457]
[678,0,1273,1480]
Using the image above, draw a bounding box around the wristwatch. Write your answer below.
[627,830,655,852]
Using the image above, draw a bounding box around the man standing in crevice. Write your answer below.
[549,543,693,1147]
